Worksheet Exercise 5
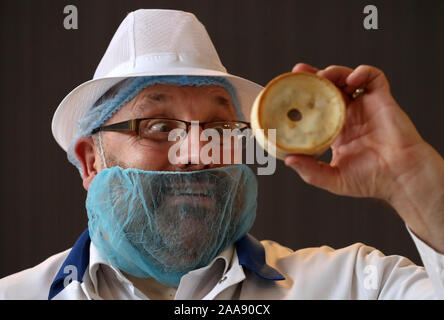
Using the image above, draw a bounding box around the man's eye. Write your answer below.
[209,123,228,133]
[210,122,245,134]
[149,122,175,132]
[213,124,229,130]
[140,120,179,134]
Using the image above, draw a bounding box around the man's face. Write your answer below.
[84,84,250,270]
[95,83,238,172]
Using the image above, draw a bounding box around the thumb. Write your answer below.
[285,155,342,193]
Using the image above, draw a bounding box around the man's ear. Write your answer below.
[75,137,100,191]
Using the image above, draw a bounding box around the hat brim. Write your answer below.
[51,68,264,152]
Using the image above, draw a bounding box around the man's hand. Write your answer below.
[286,63,444,252]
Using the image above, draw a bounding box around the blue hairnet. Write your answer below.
[67,76,243,173]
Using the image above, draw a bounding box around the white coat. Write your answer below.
[0,226,443,299]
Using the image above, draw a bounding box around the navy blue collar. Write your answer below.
[48,230,285,299]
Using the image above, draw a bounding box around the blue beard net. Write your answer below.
[86,164,257,287]
[67,76,243,174]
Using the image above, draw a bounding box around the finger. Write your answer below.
[346,65,390,93]
[316,65,354,88]
[284,154,342,193]
[292,63,320,74]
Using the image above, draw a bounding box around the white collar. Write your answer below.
[48,230,284,300]
[87,242,235,299]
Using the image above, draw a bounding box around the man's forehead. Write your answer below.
[128,84,232,111]
[103,83,236,122]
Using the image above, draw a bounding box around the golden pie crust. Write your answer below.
[251,72,346,160]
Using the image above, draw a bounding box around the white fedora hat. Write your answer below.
[51,9,264,152]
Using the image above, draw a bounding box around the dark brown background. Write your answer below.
[0,0,443,278]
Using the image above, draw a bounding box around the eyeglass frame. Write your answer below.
[90,118,251,137]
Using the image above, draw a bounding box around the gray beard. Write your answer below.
[98,151,245,272]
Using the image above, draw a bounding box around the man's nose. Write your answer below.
[173,123,209,171]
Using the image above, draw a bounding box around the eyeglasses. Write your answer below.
[91,118,251,146]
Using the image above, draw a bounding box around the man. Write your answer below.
[0,9,443,300]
